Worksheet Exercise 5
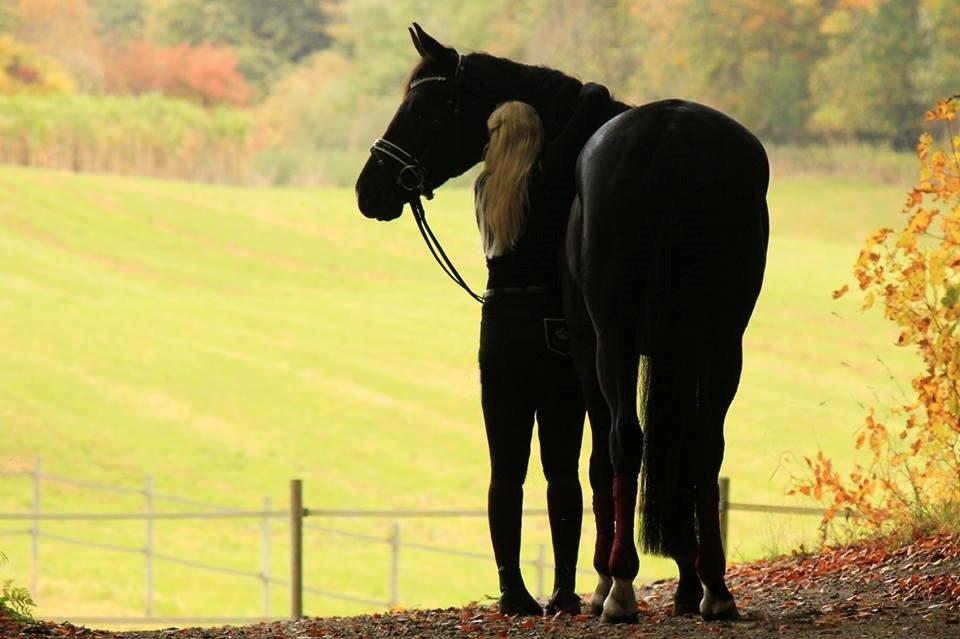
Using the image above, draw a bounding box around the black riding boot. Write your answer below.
[544,563,582,615]
[497,566,543,616]
[544,477,582,615]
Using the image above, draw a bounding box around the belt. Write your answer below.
[483,286,553,299]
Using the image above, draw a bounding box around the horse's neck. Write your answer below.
[469,54,581,138]
[480,56,634,141]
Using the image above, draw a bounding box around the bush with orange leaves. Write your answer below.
[793,97,960,534]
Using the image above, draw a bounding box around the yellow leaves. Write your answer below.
[917,132,933,161]
[855,431,866,449]
[905,189,924,210]
[866,227,894,247]
[924,99,957,123]
[930,257,947,289]
[944,217,960,246]
[807,99,960,534]
[900,261,927,301]
[907,208,936,235]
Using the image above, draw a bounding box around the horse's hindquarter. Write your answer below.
[574,99,769,341]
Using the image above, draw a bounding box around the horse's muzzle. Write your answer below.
[356,188,404,221]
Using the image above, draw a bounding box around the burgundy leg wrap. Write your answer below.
[592,488,615,575]
[608,474,640,579]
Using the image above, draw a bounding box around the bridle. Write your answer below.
[369,53,485,304]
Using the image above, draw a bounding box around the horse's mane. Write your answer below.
[464,53,584,137]
[405,51,585,138]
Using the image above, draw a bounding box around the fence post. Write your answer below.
[389,522,400,608]
[145,475,154,619]
[290,479,303,620]
[31,455,40,595]
[262,496,271,619]
[535,544,546,600]
[718,476,730,553]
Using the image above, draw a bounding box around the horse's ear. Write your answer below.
[412,22,455,67]
[409,26,426,57]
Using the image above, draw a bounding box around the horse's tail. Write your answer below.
[638,347,699,557]
[637,259,701,557]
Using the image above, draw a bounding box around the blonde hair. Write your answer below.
[475,102,544,258]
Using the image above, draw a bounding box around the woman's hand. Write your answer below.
[579,82,610,104]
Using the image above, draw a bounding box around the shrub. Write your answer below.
[102,40,252,107]
[793,97,960,535]
[0,553,35,622]
[0,35,74,95]
[0,93,256,182]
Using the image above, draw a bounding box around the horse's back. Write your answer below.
[575,99,769,338]
[580,99,768,211]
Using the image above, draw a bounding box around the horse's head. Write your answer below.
[356,24,492,221]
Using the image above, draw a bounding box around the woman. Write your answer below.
[475,84,610,616]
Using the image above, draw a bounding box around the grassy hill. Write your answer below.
[0,166,916,624]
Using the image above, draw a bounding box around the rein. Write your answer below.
[370,52,484,304]
[410,197,484,303]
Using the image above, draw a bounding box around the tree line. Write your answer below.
[0,0,957,184]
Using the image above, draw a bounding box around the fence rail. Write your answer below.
[0,456,837,627]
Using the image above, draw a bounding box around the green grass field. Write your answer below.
[0,165,918,625]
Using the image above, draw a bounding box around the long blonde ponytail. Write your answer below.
[476,102,544,258]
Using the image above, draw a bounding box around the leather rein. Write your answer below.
[369,53,485,304]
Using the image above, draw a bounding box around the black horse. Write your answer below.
[356,24,768,623]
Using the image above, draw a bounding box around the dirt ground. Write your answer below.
[4,533,958,639]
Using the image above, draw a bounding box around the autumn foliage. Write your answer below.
[794,97,960,532]
[102,41,252,107]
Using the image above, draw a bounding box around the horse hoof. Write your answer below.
[672,599,700,616]
[700,593,740,621]
[545,589,582,616]
[589,575,612,616]
[600,610,639,624]
[600,577,638,624]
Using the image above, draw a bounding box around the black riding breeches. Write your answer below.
[479,292,586,582]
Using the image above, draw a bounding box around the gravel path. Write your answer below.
[5,534,958,639]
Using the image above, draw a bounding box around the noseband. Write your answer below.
[369,53,484,303]
[370,137,433,199]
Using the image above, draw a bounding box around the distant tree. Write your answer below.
[14,0,103,89]
[0,2,19,35]
[683,0,825,143]
[90,0,147,41]
[501,0,646,100]
[809,0,927,148]
[146,0,336,97]
[918,0,960,105]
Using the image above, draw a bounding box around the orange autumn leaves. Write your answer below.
[796,97,960,532]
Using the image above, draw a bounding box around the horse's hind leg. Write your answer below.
[563,242,614,616]
[577,330,615,615]
[586,380,615,616]
[671,522,702,615]
[695,337,743,621]
[591,316,643,623]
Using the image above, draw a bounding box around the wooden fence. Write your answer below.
[0,457,835,626]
